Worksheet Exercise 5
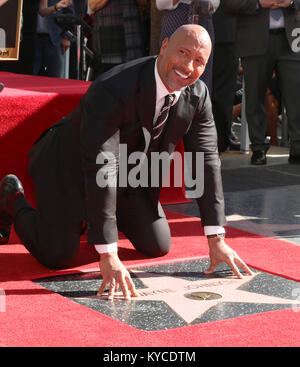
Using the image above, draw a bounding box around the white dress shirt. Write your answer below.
[269,9,285,29]
[155,0,220,13]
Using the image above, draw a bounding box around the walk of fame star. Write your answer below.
[101,269,300,324]
[34,260,300,330]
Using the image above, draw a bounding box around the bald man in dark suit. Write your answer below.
[0,25,252,300]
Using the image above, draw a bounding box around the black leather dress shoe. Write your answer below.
[251,150,267,165]
[288,154,300,164]
[0,227,11,245]
[0,175,24,244]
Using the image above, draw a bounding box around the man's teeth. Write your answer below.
[175,70,189,79]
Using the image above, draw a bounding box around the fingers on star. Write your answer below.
[97,272,139,301]
[203,261,218,274]
[205,256,253,279]
[228,254,253,279]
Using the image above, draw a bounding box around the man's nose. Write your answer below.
[183,59,194,73]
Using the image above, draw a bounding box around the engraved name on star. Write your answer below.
[112,270,300,324]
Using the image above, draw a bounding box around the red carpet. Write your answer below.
[0,71,189,206]
[0,210,300,347]
[0,73,299,347]
[0,72,90,208]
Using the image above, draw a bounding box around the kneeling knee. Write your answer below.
[139,237,171,258]
[39,248,79,270]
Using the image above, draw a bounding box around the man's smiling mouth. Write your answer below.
[174,69,190,80]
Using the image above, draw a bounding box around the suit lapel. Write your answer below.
[160,87,199,154]
[147,88,199,205]
[135,58,157,154]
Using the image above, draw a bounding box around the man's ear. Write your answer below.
[160,38,169,56]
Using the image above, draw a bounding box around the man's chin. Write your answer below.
[167,80,190,92]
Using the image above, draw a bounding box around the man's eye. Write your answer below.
[196,59,204,66]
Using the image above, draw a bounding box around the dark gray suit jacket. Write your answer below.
[222,0,300,57]
[28,56,226,245]
[213,3,236,44]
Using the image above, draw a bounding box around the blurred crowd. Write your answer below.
[1,0,299,163]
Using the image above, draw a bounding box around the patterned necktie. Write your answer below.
[153,94,175,140]
[270,8,283,22]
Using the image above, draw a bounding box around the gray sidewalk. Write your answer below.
[220,145,290,169]
[164,146,300,246]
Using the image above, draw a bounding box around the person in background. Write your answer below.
[265,75,282,146]
[33,0,75,78]
[211,4,240,153]
[88,0,145,78]
[69,0,88,79]
[222,0,300,165]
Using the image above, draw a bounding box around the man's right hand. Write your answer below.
[275,0,294,7]
[56,0,72,10]
[259,0,280,8]
[97,252,139,301]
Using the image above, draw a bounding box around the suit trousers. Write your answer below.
[13,189,171,269]
[241,31,300,154]
[33,35,65,78]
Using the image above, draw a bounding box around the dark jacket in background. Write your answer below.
[221,0,300,57]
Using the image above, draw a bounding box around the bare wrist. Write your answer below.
[207,233,225,246]
[100,251,118,260]
[206,233,225,241]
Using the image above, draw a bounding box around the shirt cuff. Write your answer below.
[203,226,226,236]
[94,243,118,254]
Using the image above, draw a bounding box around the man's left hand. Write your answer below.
[97,252,139,301]
[204,237,253,278]
[275,0,294,7]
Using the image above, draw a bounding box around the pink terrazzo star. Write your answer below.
[109,270,300,324]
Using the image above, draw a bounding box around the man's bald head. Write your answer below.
[157,24,212,92]
[169,24,212,54]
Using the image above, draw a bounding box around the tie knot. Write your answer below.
[165,93,175,107]
[270,8,283,22]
